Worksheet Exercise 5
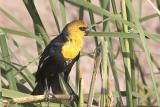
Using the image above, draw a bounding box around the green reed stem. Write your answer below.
[121,0,133,106]
[87,48,101,107]
[126,0,160,106]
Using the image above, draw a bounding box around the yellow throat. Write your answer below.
[61,21,87,60]
[62,38,83,60]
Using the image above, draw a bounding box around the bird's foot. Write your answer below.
[72,94,79,102]
[44,90,53,107]
[44,90,50,100]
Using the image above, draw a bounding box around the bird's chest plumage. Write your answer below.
[61,39,83,60]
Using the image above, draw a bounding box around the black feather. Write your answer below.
[31,27,79,97]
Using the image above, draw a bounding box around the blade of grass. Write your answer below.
[111,1,128,105]
[87,0,98,46]
[151,55,160,72]
[111,0,122,31]
[66,0,135,28]
[0,27,33,39]
[8,38,36,88]
[0,34,3,106]
[0,39,36,90]
[2,88,30,98]
[130,40,136,107]
[106,3,124,104]
[58,74,77,107]
[99,39,109,107]
[76,4,84,98]
[111,1,133,105]
[23,0,49,44]
[76,52,83,106]
[49,0,61,33]
[0,6,34,37]
[88,32,160,42]
[59,0,67,27]
[79,5,84,20]
[140,13,159,22]
[157,0,160,10]
[99,1,111,106]
[0,27,42,45]
[125,0,137,106]
[0,59,35,89]
[78,66,84,107]
[11,38,35,61]
[5,29,160,42]
[121,0,133,106]
[147,0,160,16]
[88,32,139,38]
[23,0,49,54]
[135,39,160,75]
[137,81,160,104]
[145,33,160,43]
[0,30,17,90]
[108,44,123,106]
[76,5,84,106]
[156,0,160,20]
[87,48,101,107]
[75,59,80,94]
[135,56,151,105]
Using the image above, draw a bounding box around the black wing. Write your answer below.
[35,36,66,82]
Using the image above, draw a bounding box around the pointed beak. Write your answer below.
[85,26,94,32]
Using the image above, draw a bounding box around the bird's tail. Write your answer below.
[50,75,63,94]
[50,76,79,106]
[31,80,46,95]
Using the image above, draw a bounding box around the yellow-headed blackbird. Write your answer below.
[31,20,91,98]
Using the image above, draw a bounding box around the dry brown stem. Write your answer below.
[3,94,73,106]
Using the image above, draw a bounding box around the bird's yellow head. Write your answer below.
[61,20,91,60]
[66,20,91,40]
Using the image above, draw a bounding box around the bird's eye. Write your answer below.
[79,27,87,31]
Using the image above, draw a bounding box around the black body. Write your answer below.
[31,27,79,95]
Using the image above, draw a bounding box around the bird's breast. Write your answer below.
[61,39,83,60]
